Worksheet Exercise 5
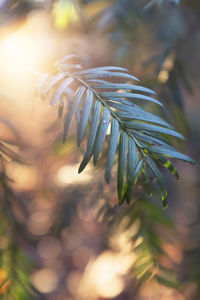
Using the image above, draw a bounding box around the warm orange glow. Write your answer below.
[0,270,8,284]
[0,279,11,295]
[0,270,11,295]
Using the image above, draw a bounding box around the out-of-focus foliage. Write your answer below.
[110,198,179,289]
[0,123,33,299]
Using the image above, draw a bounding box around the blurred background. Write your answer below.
[0,0,199,299]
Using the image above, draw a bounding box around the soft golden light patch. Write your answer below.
[110,231,133,252]
[77,251,135,299]
[135,236,144,248]
[162,52,176,71]
[110,219,140,252]
[0,28,38,77]
[158,52,175,84]
[158,70,169,83]
[0,23,44,98]
[96,276,123,298]
[0,10,63,112]
[56,163,92,186]
[6,162,38,190]
[31,268,58,293]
